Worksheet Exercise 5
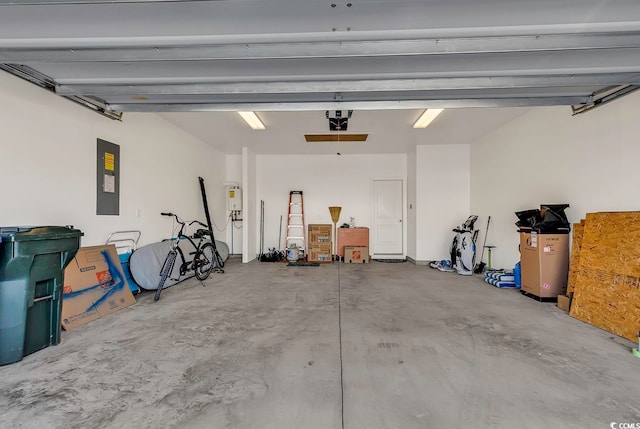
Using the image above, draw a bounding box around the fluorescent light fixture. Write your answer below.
[413,108,443,128]
[238,111,265,130]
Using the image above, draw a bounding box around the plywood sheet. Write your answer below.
[566,219,585,294]
[570,212,640,341]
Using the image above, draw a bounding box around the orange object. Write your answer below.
[344,246,370,263]
[286,191,305,254]
[337,227,369,257]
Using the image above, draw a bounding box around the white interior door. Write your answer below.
[373,179,403,255]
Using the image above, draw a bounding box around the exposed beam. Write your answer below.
[3,23,640,49]
[3,33,640,63]
[35,45,640,86]
[64,94,123,120]
[0,64,122,119]
[55,74,640,96]
[572,84,640,114]
[107,96,590,112]
[0,63,55,90]
[102,86,596,104]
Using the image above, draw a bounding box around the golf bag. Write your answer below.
[450,215,479,276]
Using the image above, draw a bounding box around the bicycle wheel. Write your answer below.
[194,243,215,281]
[155,250,177,301]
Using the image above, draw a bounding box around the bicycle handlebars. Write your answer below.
[161,213,208,229]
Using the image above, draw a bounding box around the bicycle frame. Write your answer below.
[174,232,210,278]
[155,212,213,301]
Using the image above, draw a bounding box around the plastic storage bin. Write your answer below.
[514,261,522,289]
[0,226,82,365]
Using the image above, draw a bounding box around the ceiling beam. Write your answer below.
[3,22,640,49]
[572,84,640,114]
[107,96,590,112]
[102,86,598,104]
[55,74,640,96]
[3,33,640,63]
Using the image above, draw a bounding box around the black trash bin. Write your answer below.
[0,226,82,366]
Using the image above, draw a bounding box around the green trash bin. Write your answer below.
[0,226,82,366]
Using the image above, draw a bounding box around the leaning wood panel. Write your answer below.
[570,212,640,341]
[566,219,586,294]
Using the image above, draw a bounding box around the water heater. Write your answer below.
[228,186,242,211]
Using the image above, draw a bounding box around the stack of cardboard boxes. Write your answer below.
[308,224,332,263]
[337,227,370,263]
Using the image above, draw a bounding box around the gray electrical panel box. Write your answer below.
[96,138,120,216]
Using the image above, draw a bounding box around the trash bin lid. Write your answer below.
[0,226,83,242]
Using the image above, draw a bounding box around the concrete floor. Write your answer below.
[1,259,639,428]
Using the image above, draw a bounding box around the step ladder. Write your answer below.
[286,191,305,255]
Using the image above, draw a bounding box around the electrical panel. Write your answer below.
[228,186,242,211]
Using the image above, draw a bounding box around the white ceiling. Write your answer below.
[159,107,530,155]
[0,0,638,154]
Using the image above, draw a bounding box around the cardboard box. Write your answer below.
[308,224,332,233]
[309,230,331,244]
[520,232,569,298]
[308,244,332,262]
[308,224,331,243]
[308,242,331,251]
[62,245,136,330]
[557,294,571,312]
[344,246,370,263]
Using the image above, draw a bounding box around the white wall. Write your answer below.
[242,147,257,262]
[255,154,407,254]
[415,144,471,262]
[471,90,640,269]
[0,71,226,247]
[406,145,417,260]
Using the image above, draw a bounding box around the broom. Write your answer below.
[474,216,491,274]
[329,206,342,260]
